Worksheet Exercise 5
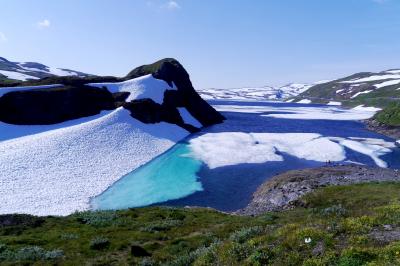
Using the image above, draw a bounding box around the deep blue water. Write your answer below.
[93,101,400,212]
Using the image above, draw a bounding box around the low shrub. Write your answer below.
[140,220,183,233]
[74,211,118,227]
[0,245,64,262]
[229,226,264,243]
[246,248,273,266]
[342,216,375,234]
[320,204,347,217]
[338,247,376,266]
[90,236,110,250]
[60,233,79,240]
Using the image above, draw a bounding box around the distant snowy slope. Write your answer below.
[295,69,400,106]
[197,83,314,101]
[0,56,90,82]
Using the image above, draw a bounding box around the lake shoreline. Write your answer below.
[364,118,400,145]
[236,164,400,216]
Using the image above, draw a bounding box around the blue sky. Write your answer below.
[1,0,400,88]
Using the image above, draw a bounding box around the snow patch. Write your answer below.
[329,137,395,168]
[297,99,312,104]
[189,133,394,170]
[343,74,400,83]
[352,105,382,112]
[327,101,342,106]
[351,90,373,99]
[189,132,345,169]
[88,74,176,104]
[385,70,400,74]
[0,70,39,81]
[374,79,400,89]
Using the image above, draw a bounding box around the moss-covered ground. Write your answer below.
[2,183,400,265]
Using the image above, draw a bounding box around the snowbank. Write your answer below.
[189,133,395,169]
[327,101,342,106]
[0,108,189,215]
[351,90,373,99]
[0,70,39,81]
[352,105,382,112]
[297,99,312,104]
[329,137,395,168]
[343,74,400,83]
[88,74,176,104]
[374,79,400,89]
[189,132,345,169]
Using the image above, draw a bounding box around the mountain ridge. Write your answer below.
[293,69,400,107]
[0,57,91,84]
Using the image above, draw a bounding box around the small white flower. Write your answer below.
[304,237,312,244]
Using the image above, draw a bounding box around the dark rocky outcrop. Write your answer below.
[130,245,151,257]
[0,58,224,131]
[126,58,225,127]
[0,85,128,125]
[365,119,400,144]
[123,98,199,133]
[0,214,45,228]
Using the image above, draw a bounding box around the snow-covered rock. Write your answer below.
[88,74,177,104]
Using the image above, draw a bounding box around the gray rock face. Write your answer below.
[237,165,400,216]
[365,119,400,141]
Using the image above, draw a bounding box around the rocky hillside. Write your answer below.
[293,69,400,107]
[0,56,90,84]
[238,165,400,216]
[0,58,224,132]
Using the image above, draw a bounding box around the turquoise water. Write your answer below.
[91,143,203,210]
[92,101,400,212]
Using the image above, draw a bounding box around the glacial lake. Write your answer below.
[92,100,400,212]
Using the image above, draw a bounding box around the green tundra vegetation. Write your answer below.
[374,102,400,126]
[2,183,400,265]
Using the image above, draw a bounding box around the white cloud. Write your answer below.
[0,32,7,42]
[147,1,181,11]
[167,1,180,9]
[37,19,50,29]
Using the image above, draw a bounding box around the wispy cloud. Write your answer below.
[165,1,180,10]
[0,32,7,42]
[37,19,51,29]
[147,1,181,11]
